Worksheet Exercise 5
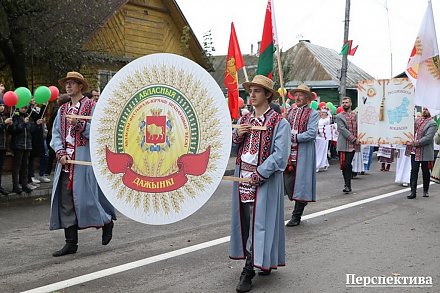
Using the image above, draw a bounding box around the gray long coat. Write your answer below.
[285,109,319,202]
[229,115,291,271]
[49,100,116,230]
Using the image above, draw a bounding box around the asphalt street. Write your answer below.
[0,158,439,293]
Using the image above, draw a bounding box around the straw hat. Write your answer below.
[58,71,89,92]
[242,75,280,99]
[290,83,313,99]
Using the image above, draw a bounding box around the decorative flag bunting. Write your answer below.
[406,1,440,110]
[340,40,358,56]
[257,0,278,79]
[224,22,245,119]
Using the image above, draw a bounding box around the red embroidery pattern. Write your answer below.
[239,182,256,202]
[288,106,312,134]
[235,109,283,166]
[287,106,312,161]
[59,97,95,148]
[242,117,264,155]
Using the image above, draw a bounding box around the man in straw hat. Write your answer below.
[284,83,319,227]
[49,71,116,257]
[336,96,360,193]
[229,75,290,292]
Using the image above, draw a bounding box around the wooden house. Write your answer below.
[81,0,212,91]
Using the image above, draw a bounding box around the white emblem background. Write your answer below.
[90,53,232,225]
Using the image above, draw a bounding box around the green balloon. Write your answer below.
[14,87,32,108]
[330,105,337,114]
[326,102,334,109]
[34,86,51,104]
[310,100,318,110]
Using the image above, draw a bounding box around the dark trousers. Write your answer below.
[410,154,431,194]
[329,141,338,159]
[29,140,48,180]
[45,136,55,175]
[340,151,355,188]
[58,172,77,227]
[12,149,30,189]
[0,150,5,186]
[240,202,254,272]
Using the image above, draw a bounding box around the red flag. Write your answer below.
[349,44,358,56]
[349,45,358,56]
[257,0,276,78]
[225,22,245,119]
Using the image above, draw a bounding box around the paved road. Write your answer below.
[1,158,439,292]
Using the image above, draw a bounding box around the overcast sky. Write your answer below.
[177,0,440,80]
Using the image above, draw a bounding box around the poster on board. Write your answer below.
[357,78,415,145]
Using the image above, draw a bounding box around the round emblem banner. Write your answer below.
[90,53,232,225]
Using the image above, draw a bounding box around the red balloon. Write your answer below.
[312,92,318,100]
[336,106,344,114]
[3,91,18,107]
[318,101,326,109]
[238,97,244,108]
[49,86,60,102]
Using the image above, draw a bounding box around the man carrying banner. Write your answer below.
[49,71,116,257]
[229,75,290,292]
[336,97,360,193]
[406,107,437,199]
[284,84,319,226]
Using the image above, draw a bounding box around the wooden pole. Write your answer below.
[67,160,250,182]
[274,44,287,114]
[242,66,249,82]
[232,124,266,131]
[339,0,351,103]
[66,114,92,120]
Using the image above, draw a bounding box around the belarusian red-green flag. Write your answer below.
[339,40,351,55]
[225,22,245,119]
[257,0,277,79]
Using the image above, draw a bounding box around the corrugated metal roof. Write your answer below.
[210,41,374,91]
[284,41,373,88]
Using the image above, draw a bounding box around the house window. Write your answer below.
[98,70,117,92]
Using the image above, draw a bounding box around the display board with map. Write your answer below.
[357,78,415,145]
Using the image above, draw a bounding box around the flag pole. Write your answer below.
[274,44,287,113]
[242,66,249,82]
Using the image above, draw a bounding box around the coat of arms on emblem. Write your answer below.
[139,108,173,152]
[146,109,166,144]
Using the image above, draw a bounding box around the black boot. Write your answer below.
[407,180,417,199]
[102,220,114,245]
[11,185,22,194]
[236,252,255,293]
[343,185,352,193]
[0,186,9,196]
[53,225,78,257]
[286,201,307,226]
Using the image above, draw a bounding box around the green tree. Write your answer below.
[0,0,116,88]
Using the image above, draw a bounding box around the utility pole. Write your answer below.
[339,0,350,103]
